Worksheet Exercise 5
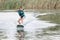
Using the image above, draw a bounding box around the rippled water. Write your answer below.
[0,11,59,40]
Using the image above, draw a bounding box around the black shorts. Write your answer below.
[21,16,24,18]
[19,14,24,18]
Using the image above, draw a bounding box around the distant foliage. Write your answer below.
[0,0,23,10]
[0,0,60,10]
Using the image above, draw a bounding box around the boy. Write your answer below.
[18,6,25,25]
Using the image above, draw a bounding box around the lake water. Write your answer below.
[0,11,59,40]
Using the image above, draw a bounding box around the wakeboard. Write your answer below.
[17,25,24,32]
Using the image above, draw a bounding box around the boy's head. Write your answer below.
[19,6,22,9]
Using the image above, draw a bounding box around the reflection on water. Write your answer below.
[1,27,60,40]
[16,25,24,40]
[0,29,7,40]
[24,28,60,40]
[0,11,59,40]
[0,26,24,40]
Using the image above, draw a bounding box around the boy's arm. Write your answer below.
[23,11,26,18]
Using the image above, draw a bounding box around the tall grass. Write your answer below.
[0,0,60,10]
[0,0,23,10]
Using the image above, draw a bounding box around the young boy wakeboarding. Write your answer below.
[18,6,25,25]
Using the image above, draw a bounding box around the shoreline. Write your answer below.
[0,9,60,13]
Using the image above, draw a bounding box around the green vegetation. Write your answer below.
[0,0,25,10]
[0,0,60,10]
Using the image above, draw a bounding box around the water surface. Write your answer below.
[0,11,58,40]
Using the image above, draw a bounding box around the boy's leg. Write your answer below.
[21,18,23,24]
[20,16,24,24]
[18,17,21,24]
[18,16,24,24]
